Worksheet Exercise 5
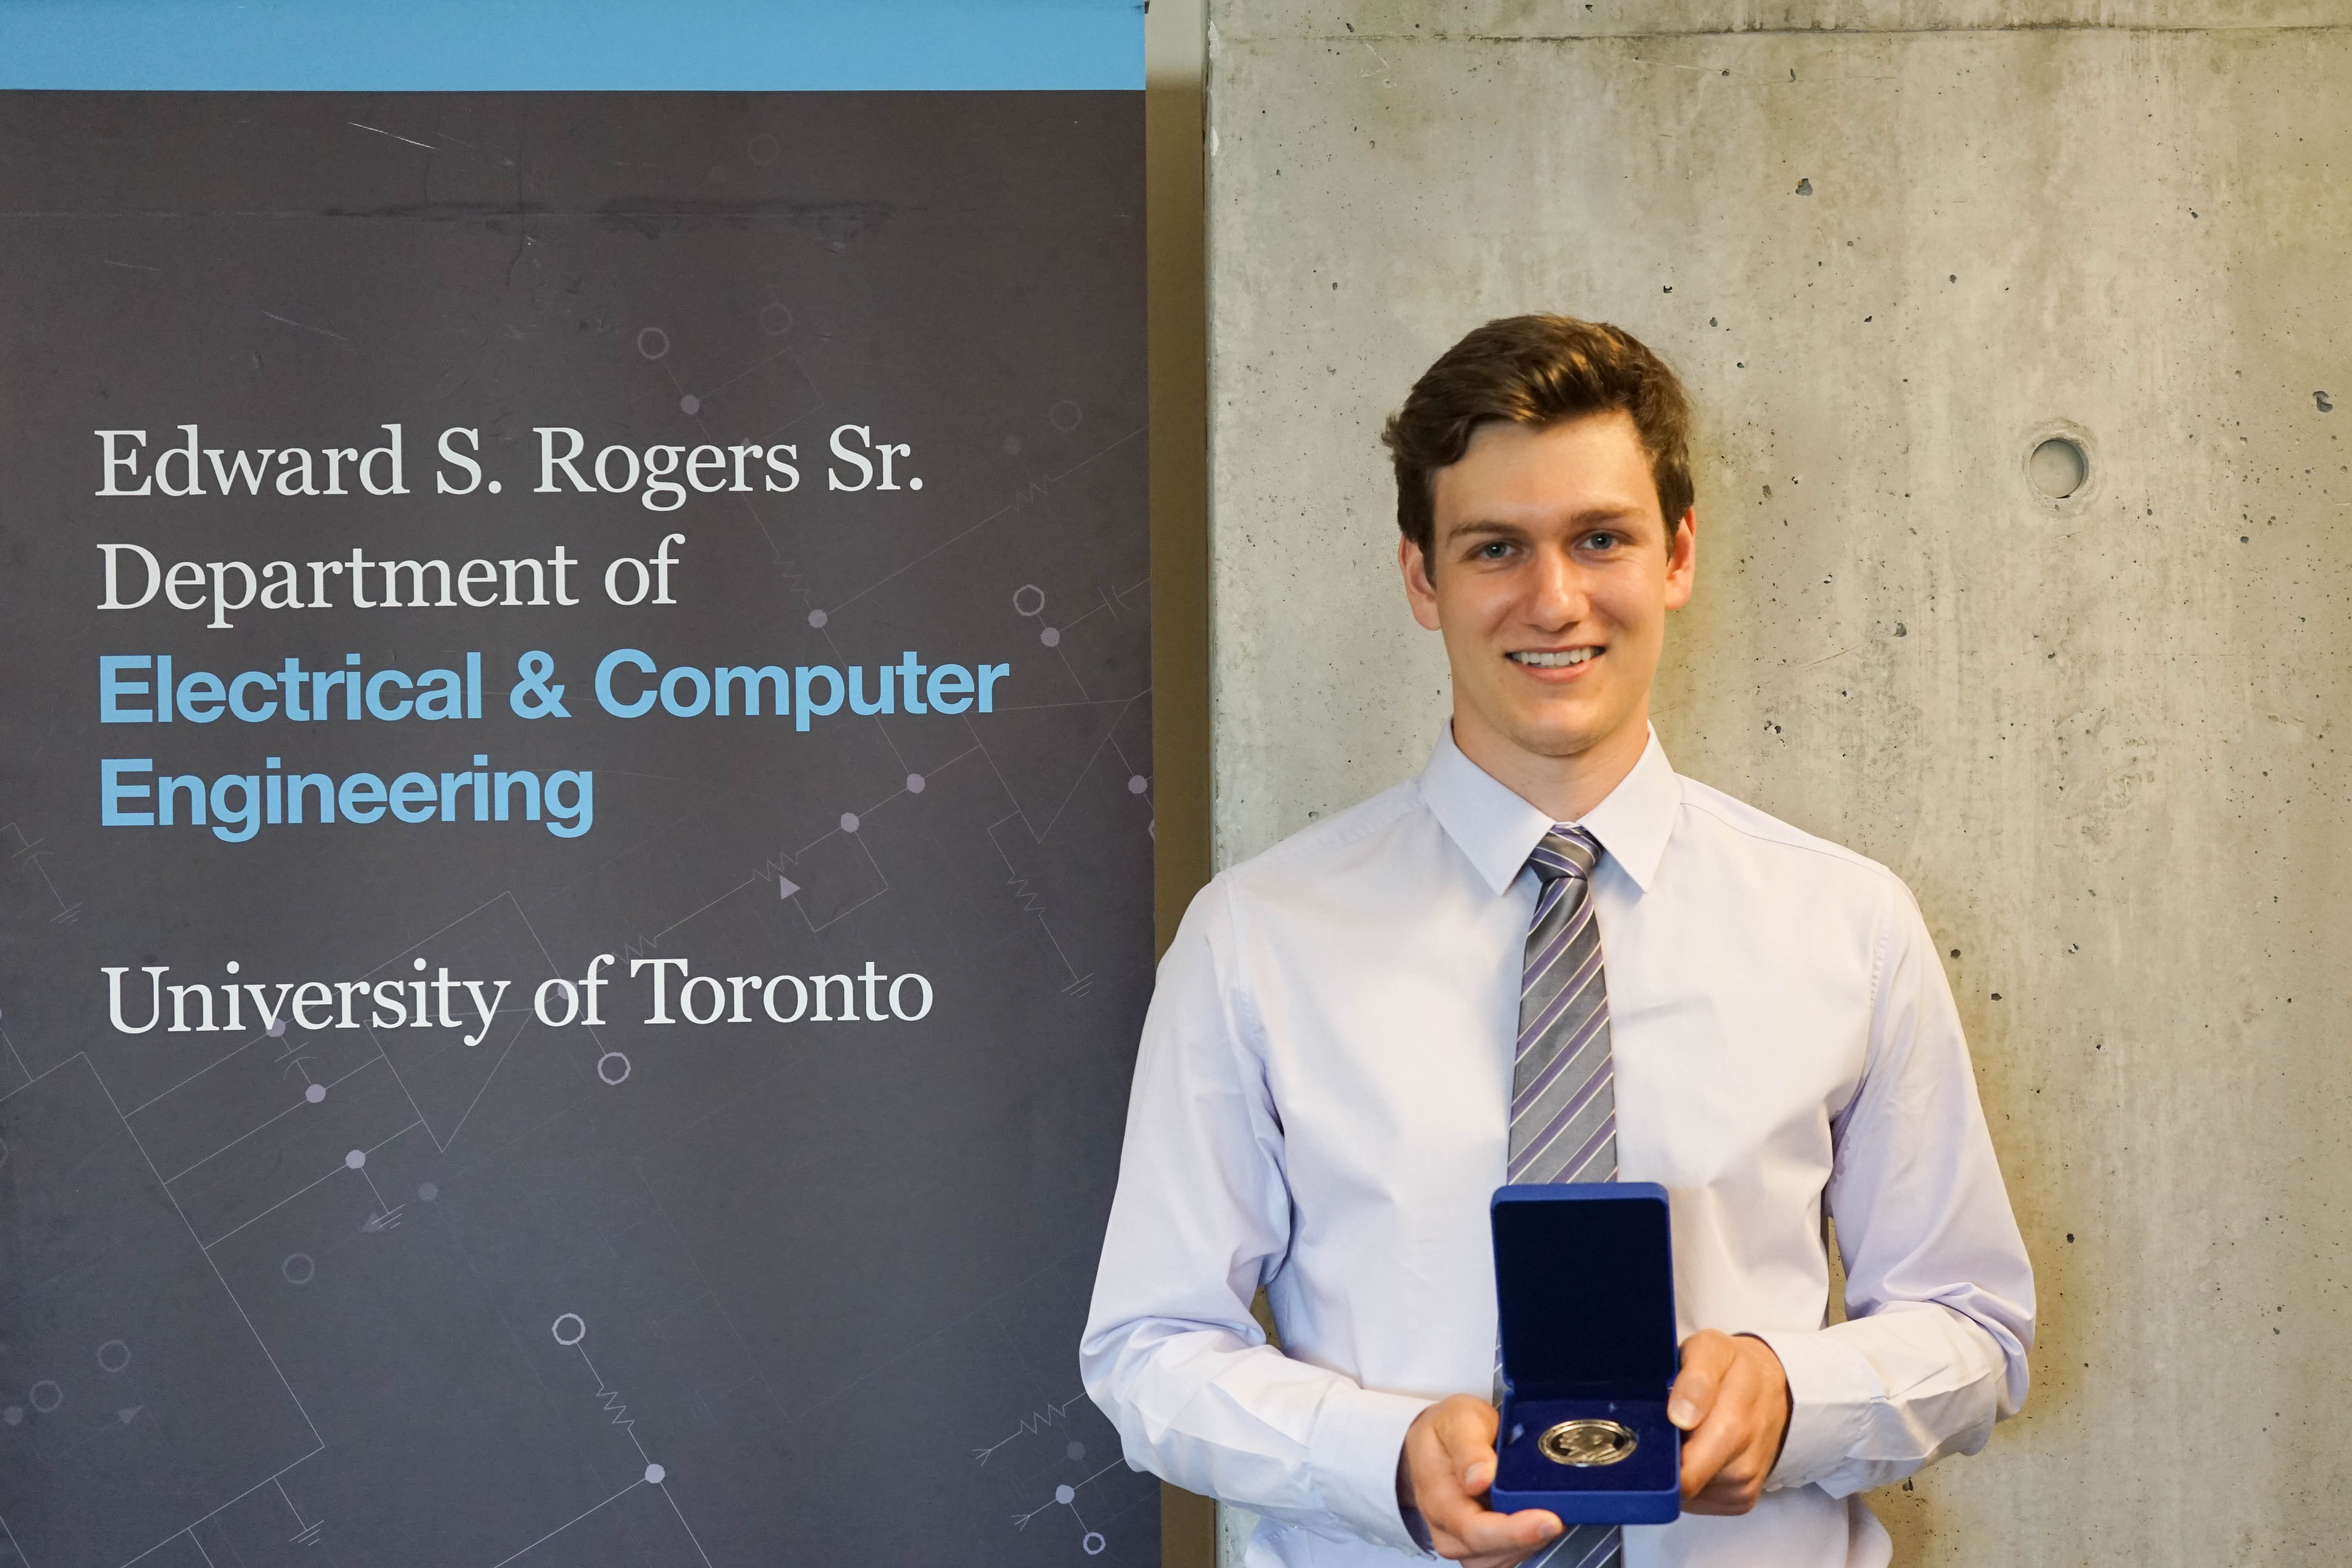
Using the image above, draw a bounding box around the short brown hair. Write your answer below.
[1380,314,1694,563]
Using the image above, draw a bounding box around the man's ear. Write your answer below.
[1663,508,1697,611]
[1400,534,1443,631]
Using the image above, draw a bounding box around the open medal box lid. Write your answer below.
[1488,1182,1682,1525]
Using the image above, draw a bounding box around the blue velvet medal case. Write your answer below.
[1488,1182,1681,1525]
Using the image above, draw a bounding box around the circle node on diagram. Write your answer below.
[551,1313,587,1347]
[597,1051,632,1086]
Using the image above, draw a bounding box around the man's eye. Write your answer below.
[1581,532,1617,551]
[1475,541,1512,559]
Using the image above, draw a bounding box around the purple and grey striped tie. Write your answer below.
[1509,825,1620,1568]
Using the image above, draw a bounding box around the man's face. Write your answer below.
[1401,410,1696,775]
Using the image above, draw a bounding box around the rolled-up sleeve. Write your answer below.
[1079,880,1431,1551]
[1753,878,2036,1499]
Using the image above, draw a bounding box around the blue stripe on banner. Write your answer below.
[0,0,1142,92]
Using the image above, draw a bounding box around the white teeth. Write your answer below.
[1511,649,1595,668]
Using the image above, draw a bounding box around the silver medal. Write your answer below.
[1537,1419,1638,1467]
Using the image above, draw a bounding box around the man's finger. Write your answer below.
[1676,1393,1745,1500]
[1416,1446,1559,1562]
[1431,1396,1501,1489]
[1670,1330,1735,1429]
[1480,1508,1566,1557]
[1685,1434,1771,1514]
[1675,1336,1788,1512]
[1430,1504,1563,1564]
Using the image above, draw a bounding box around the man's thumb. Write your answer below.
[1668,1367,1716,1428]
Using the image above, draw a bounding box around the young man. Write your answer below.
[1082,316,2033,1568]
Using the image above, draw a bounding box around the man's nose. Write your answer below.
[1526,546,1590,627]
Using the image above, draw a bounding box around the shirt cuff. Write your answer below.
[1748,1327,1877,1494]
[1308,1383,1437,1550]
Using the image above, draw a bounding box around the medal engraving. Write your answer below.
[1537,1419,1638,1467]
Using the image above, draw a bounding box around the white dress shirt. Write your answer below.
[1080,726,2034,1568]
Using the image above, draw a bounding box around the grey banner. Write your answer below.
[0,91,1151,1568]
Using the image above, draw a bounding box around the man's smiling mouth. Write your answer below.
[1508,648,1598,668]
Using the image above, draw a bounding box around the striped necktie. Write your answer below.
[1510,827,1617,1185]
[1510,825,1620,1568]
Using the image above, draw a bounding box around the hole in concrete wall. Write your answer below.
[2028,436,2088,499]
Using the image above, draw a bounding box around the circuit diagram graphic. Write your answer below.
[983,1394,1130,1557]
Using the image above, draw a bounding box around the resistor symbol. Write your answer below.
[593,1383,636,1435]
[1006,875,1049,917]
[973,1392,1084,1464]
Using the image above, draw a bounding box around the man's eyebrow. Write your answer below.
[1561,503,1649,527]
[1444,505,1647,543]
[1446,519,1525,541]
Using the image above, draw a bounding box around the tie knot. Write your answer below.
[1528,825,1600,886]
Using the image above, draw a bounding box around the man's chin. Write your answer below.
[1494,721,1613,762]
[1450,679,1645,770]
[1494,705,1643,765]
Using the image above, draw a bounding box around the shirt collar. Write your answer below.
[1419,722,1681,898]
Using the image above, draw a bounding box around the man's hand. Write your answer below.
[1398,1334,1785,1558]
[1670,1330,1791,1514]
[1398,1395,1563,1567]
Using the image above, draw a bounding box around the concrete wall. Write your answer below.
[1204,3,2351,1561]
